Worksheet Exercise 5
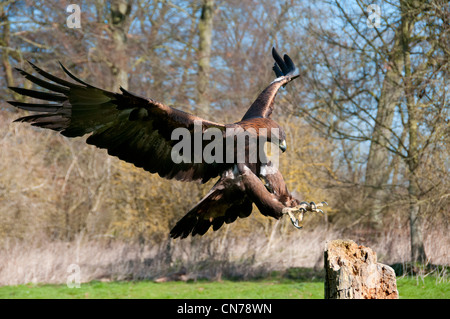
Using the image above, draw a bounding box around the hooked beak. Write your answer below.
[279,139,287,153]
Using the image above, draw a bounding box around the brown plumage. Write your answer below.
[8,48,305,239]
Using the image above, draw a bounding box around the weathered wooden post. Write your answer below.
[324,239,399,299]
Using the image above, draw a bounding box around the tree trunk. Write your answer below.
[0,5,22,102]
[401,0,427,262]
[324,239,398,299]
[197,0,214,116]
[110,0,132,90]
[409,189,426,262]
[365,29,404,228]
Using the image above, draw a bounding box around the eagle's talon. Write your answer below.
[282,207,304,230]
[284,200,328,228]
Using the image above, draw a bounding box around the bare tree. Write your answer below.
[295,0,449,261]
[0,4,15,91]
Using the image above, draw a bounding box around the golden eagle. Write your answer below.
[8,48,326,239]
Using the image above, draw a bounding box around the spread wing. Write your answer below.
[241,47,299,120]
[8,62,228,183]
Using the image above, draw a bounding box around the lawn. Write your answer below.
[0,276,448,299]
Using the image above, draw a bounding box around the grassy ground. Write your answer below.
[0,276,448,299]
[0,280,323,299]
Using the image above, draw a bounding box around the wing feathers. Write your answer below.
[14,68,70,94]
[58,62,94,87]
[272,47,296,76]
[8,87,67,102]
[283,54,295,73]
[8,101,62,113]
[27,61,85,89]
[9,62,227,183]
[272,47,290,75]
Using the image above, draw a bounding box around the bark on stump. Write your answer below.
[324,239,398,299]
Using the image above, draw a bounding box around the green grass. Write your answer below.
[396,276,449,299]
[0,280,323,299]
[0,276,447,299]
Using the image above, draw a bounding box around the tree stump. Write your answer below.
[324,239,398,299]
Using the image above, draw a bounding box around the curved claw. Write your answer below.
[298,201,309,206]
[310,201,328,214]
[288,210,304,229]
[290,217,303,229]
[314,201,327,215]
[282,207,304,230]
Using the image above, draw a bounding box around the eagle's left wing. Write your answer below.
[240,47,299,120]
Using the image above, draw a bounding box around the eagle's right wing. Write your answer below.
[8,62,229,183]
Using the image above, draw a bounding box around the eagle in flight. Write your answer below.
[8,48,326,239]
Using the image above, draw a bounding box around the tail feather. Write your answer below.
[170,177,254,239]
[170,198,253,239]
